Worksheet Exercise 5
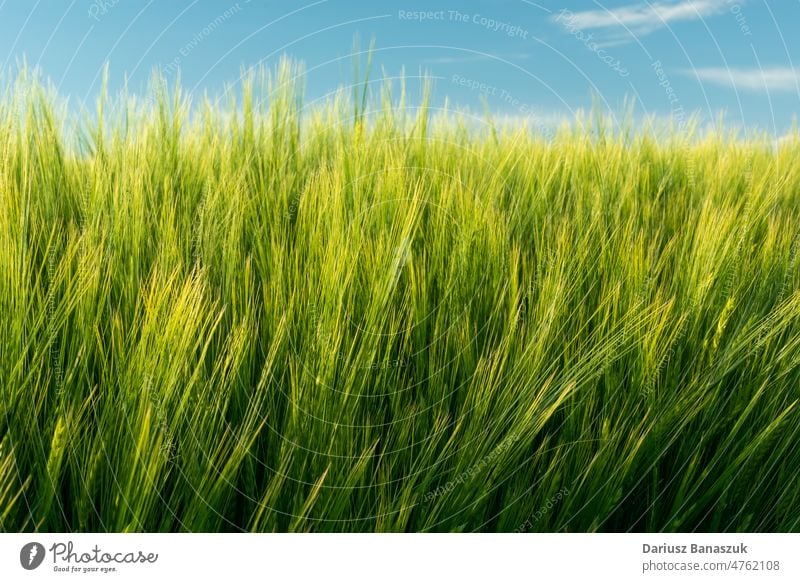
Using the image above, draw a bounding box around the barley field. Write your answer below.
[1,62,799,532]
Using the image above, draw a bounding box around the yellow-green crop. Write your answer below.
[1,61,799,532]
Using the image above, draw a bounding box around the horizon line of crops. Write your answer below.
[1,58,799,532]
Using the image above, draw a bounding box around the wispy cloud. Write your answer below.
[687,67,800,92]
[553,0,736,41]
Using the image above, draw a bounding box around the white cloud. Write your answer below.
[553,0,735,39]
[687,67,800,92]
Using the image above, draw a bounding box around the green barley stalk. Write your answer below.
[0,60,798,532]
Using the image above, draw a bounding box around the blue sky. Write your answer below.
[1,0,798,134]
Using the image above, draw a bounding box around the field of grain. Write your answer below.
[1,62,799,532]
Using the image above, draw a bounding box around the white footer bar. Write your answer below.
[1,534,797,581]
